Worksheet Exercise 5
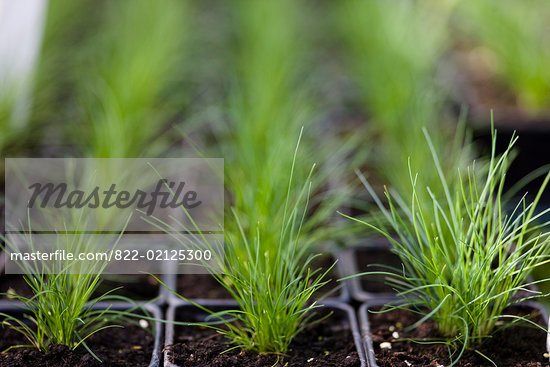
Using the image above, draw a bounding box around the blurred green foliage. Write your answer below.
[458,0,550,114]
[338,0,468,204]
[77,0,189,158]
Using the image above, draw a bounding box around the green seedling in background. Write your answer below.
[459,0,550,114]
[77,0,189,158]
[339,0,463,203]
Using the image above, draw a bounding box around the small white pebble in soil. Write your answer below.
[405,361,412,366]
[389,325,395,332]
[139,319,149,328]
[307,358,314,362]
[380,342,392,350]
[392,331,399,339]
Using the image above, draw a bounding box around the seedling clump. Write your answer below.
[0,218,148,361]
[348,128,550,365]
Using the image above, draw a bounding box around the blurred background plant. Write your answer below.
[337,0,469,205]
[0,0,47,158]
[74,0,190,158]
[456,0,550,115]
[25,0,102,156]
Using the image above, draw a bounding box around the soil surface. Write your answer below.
[176,254,343,300]
[0,274,160,301]
[0,322,154,367]
[167,308,360,367]
[356,247,402,294]
[369,305,550,367]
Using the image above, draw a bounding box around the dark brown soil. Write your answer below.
[176,254,342,300]
[0,274,160,301]
[0,275,33,299]
[167,308,360,367]
[0,322,154,367]
[356,248,402,294]
[369,306,550,367]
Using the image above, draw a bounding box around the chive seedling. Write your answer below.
[347,129,550,365]
[156,194,333,355]
[156,0,368,354]
[145,136,334,355]
[1,215,148,361]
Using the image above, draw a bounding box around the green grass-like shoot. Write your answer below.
[347,129,550,364]
[144,138,334,355]
[0,217,149,361]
